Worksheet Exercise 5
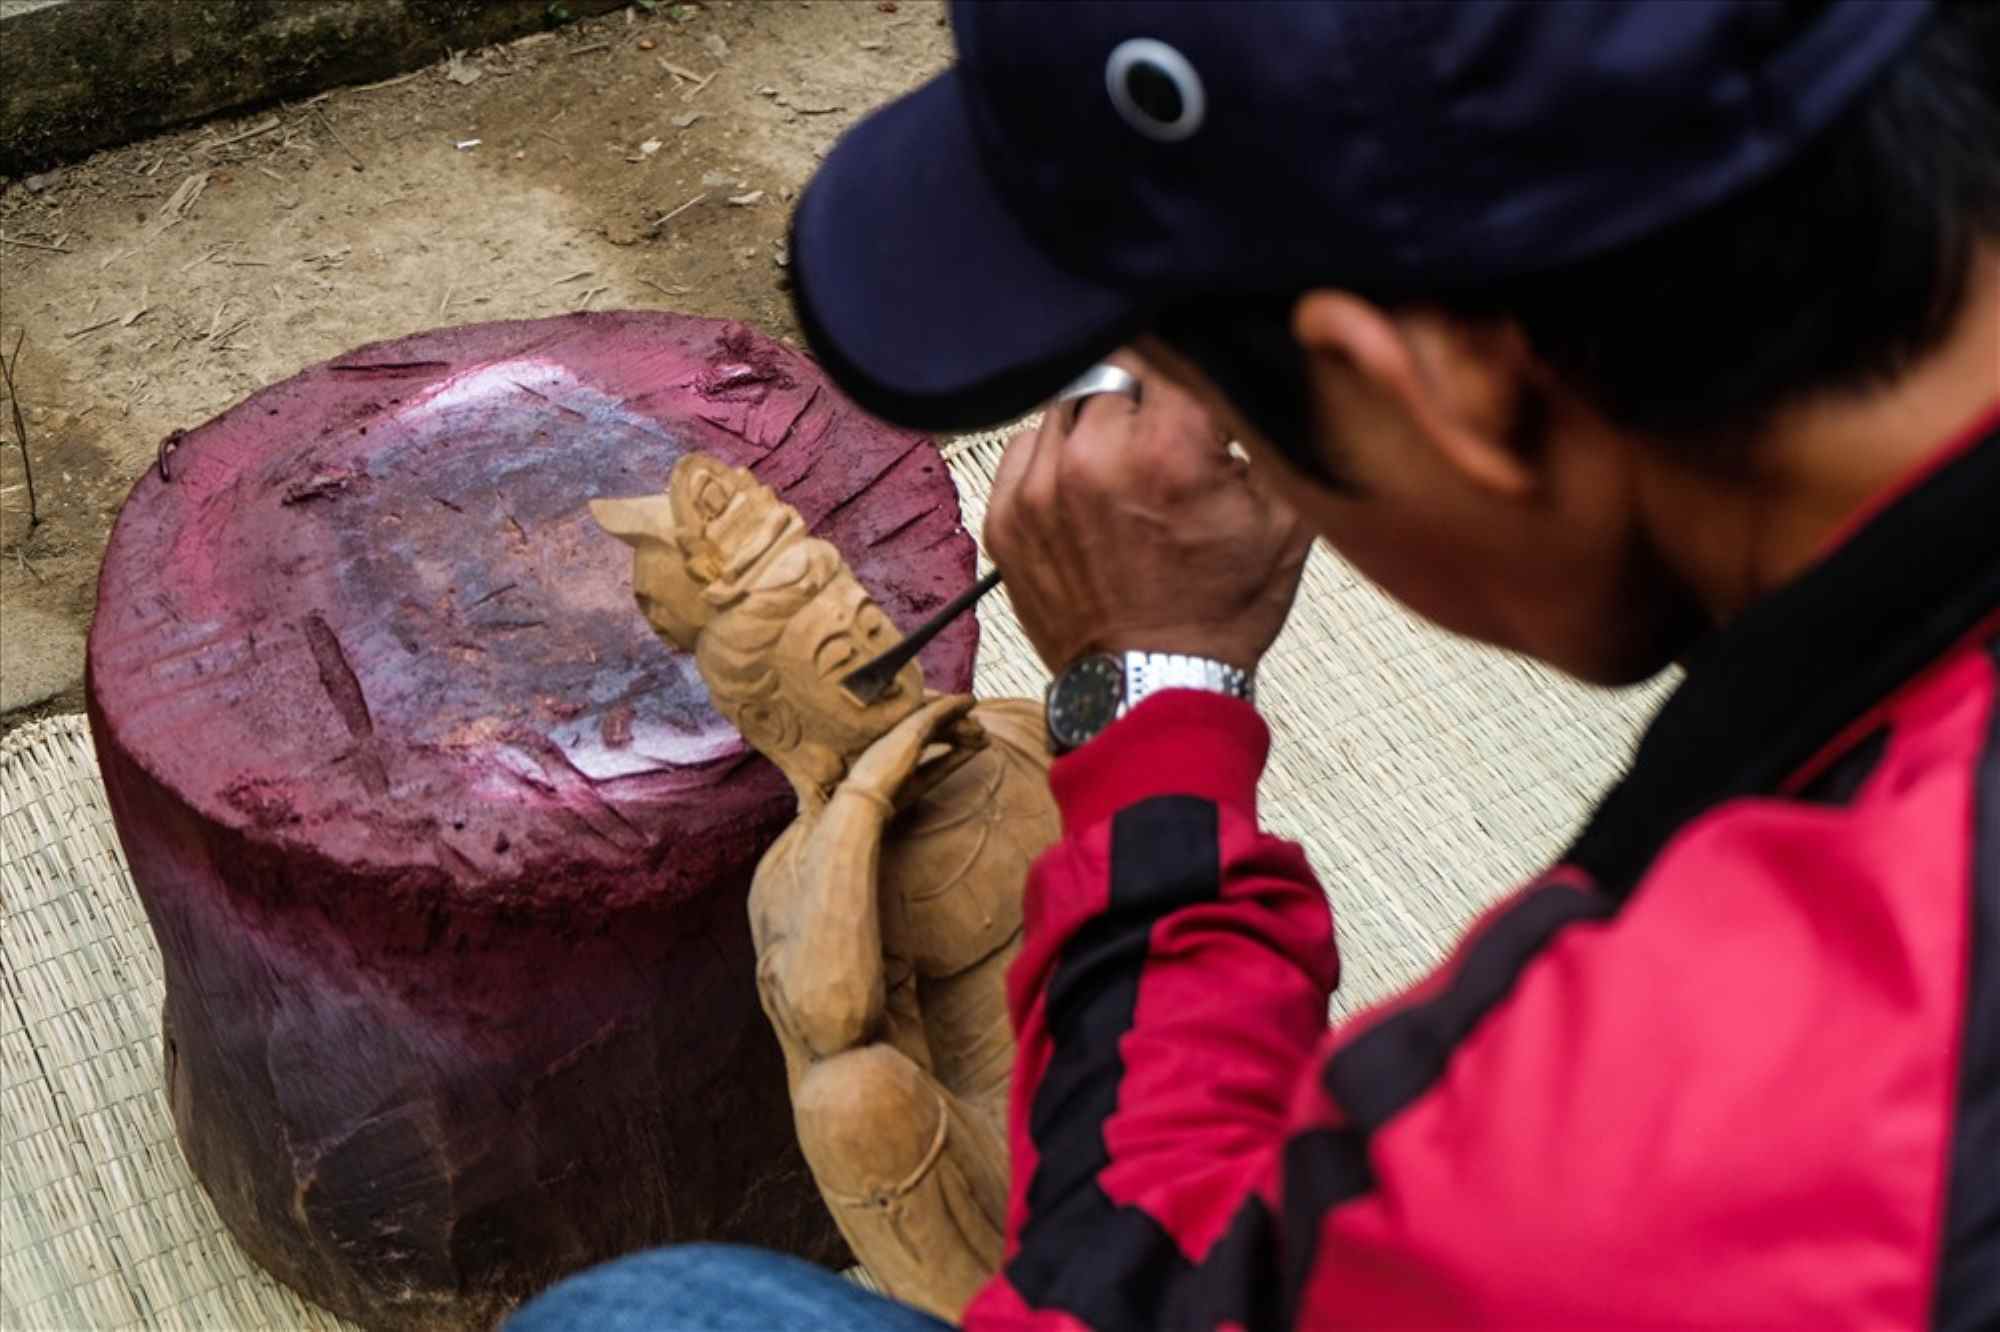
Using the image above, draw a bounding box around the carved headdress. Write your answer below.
[594,456,855,755]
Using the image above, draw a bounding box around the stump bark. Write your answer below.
[86,313,979,1331]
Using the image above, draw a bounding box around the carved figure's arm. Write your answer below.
[765,695,979,1060]
[771,788,896,1058]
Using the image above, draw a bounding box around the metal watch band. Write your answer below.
[1120,651,1254,716]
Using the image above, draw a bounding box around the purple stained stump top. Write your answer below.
[89,313,978,908]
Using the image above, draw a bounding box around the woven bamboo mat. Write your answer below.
[0,428,1670,1329]
[1,719,357,1332]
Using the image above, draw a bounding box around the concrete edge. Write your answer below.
[1,0,632,179]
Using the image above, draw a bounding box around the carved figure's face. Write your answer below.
[594,458,926,772]
[773,566,924,758]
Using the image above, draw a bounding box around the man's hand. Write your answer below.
[985,350,1313,674]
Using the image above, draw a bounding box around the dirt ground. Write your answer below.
[0,0,950,731]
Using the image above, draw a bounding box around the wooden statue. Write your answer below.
[595,456,1059,1320]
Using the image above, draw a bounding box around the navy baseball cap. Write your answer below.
[790,0,1932,435]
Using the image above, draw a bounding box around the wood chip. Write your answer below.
[639,138,663,157]
[661,60,706,82]
[726,190,764,206]
[0,235,70,253]
[548,269,594,288]
[200,116,281,151]
[155,172,210,226]
[646,192,707,233]
[445,52,483,85]
[352,69,426,92]
[671,111,703,129]
[568,41,612,56]
[317,110,366,170]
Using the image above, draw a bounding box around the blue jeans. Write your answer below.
[508,1245,954,1332]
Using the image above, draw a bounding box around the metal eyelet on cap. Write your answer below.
[1105,37,1206,143]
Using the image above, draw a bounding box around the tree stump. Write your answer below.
[85,313,979,1332]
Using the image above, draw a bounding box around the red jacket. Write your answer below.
[965,404,2000,1331]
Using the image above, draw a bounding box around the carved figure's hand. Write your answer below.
[841,694,978,815]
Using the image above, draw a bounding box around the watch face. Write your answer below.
[1048,654,1125,750]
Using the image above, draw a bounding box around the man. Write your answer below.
[516,1,1997,1328]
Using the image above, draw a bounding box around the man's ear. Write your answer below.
[1293,291,1537,499]
[590,495,672,548]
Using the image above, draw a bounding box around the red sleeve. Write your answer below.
[966,690,1339,1331]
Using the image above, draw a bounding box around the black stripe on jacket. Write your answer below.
[1006,800,1612,1331]
[1006,796,1280,1332]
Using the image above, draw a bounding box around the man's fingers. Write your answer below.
[1018,401,1069,524]
[984,424,1040,553]
[991,423,1038,498]
[1059,356,1170,486]
[1066,387,1140,433]
[1102,346,1153,383]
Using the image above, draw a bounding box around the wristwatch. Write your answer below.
[1045,651,1255,754]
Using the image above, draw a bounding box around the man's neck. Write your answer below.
[1645,246,2000,625]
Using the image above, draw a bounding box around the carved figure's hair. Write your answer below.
[668,458,845,753]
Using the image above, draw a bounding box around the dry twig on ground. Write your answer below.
[1,330,40,532]
[647,192,707,233]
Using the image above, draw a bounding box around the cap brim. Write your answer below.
[791,73,1143,432]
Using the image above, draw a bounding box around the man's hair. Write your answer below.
[1489,1,2000,442]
